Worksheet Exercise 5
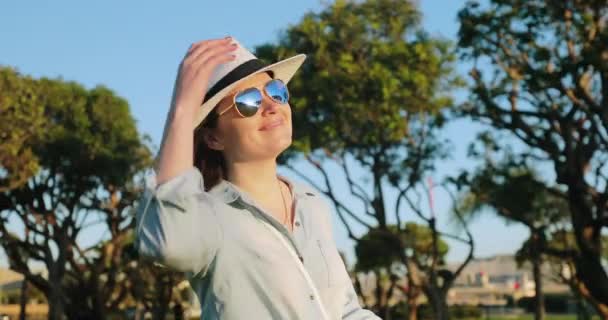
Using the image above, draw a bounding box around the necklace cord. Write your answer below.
[278,178,289,228]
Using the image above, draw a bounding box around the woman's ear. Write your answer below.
[202,129,224,151]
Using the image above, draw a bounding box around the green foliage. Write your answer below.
[256,0,461,184]
[0,67,46,191]
[517,294,581,314]
[449,304,483,319]
[34,73,151,190]
[0,66,155,318]
[456,156,568,229]
[0,66,153,192]
[454,152,573,281]
[354,222,449,272]
[256,2,464,318]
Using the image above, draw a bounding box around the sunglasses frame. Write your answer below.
[217,79,289,118]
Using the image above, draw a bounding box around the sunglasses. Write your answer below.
[218,79,290,118]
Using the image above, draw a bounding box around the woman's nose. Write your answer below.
[260,96,281,115]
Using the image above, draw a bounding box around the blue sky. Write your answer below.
[0,0,528,267]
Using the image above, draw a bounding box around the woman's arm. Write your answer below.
[155,37,236,184]
[136,38,236,275]
[135,166,223,276]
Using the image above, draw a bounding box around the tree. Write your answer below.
[456,148,608,318]
[355,222,450,320]
[544,229,608,319]
[515,238,549,320]
[455,151,570,320]
[0,66,152,319]
[255,1,469,318]
[457,0,608,315]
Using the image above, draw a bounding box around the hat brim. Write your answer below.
[193,53,307,129]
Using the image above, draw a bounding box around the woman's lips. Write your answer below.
[259,119,284,131]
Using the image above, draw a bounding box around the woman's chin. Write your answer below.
[274,136,292,152]
[263,136,292,157]
[250,127,292,157]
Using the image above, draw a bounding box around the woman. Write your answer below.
[135,36,381,319]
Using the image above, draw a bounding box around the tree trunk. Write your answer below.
[374,272,382,313]
[434,299,449,320]
[532,255,545,320]
[426,287,449,320]
[575,290,591,320]
[47,284,64,320]
[383,276,397,320]
[568,186,608,306]
[134,302,145,320]
[531,234,545,320]
[405,260,424,320]
[569,275,608,319]
[406,294,418,320]
[19,279,28,320]
[152,275,173,320]
[173,302,184,320]
[91,277,106,320]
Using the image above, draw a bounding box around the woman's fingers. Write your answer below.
[202,50,237,69]
[186,37,230,55]
[185,37,232,63]
[191,43,237,70]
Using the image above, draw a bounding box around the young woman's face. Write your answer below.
[205,72,293,163]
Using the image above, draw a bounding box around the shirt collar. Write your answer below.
[209,174,310,205]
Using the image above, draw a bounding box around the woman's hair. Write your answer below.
[193,108,227,191]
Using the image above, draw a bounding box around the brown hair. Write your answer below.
[193,109,227,191]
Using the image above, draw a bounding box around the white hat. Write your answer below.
[194,38,306,129]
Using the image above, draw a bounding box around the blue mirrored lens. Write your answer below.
[265,79,289,104]
[235,88,263,117]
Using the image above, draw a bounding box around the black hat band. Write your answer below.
[203,59,268,104]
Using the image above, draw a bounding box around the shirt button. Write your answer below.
[309,294,315,300]
[299,256,304,263]
[295,221,301,227]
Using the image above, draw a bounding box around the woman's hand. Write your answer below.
[170,37,237,114]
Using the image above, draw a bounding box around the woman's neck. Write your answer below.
[226,159,282,203]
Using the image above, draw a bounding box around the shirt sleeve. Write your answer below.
[342,279,383,320]
[135,166,223,277]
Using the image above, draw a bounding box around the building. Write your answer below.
[0,268,48,319]
[447,254,570,306]
[342,254,572,309]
